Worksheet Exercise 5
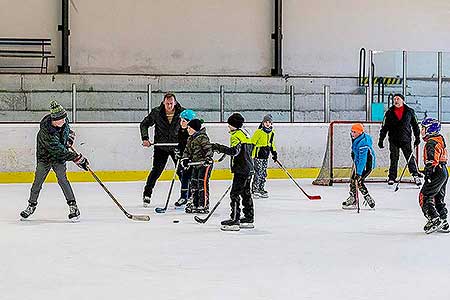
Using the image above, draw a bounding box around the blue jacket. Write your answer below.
[352,132,376,176]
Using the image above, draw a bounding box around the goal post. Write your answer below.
[312,120,418,186]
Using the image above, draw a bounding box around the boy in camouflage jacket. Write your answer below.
[180,119,213,214]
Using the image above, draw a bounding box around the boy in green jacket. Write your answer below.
[20,101,89,221]
[180,119,214,214]
[251,114,277,198]
[212,113,255,231]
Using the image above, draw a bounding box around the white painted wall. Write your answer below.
[0,123,329,173]
[1,0,449,75]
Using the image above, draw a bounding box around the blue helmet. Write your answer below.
[421,117,441,135]
[180,109,197,121]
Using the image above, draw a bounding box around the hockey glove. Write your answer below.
[180,158,190,170]
[378,139,384,149]
[414,139,420,147]
[74,154,89,171]
[272,151,278,162]
[67,130,75,147]
[174,148,181,160]
[422,166,434,183]
[203,158,214,166]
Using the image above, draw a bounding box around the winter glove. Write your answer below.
[180,158,189,170]
[272,151,278,162]
[378,139,384,149]
[212,143,227,154]
[74,154,89,171]
[414,139,420,147]
[67,130,75,147]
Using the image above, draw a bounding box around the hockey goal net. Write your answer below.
[313,121,418,186]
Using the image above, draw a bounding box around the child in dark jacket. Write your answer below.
[174,109,197,207]
[180,119,214,214]
[419,118,448,234]
[212,113,255,231]
[342,123,376,210]
[20,101,89,221]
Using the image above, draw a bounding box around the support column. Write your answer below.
[271,0,283,76]
[58,0,70,73]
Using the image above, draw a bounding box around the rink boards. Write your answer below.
[0,122,445,183]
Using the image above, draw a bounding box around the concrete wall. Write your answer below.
[0,123,329,173]
[2,74,450,123]
[0,74,367,123]
[1,1,450,75]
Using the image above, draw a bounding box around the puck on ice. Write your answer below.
[173,219,180,223]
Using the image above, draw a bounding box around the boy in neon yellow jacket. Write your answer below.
[251,114,277,198]
[212,113,255,231]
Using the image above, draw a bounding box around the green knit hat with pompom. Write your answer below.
[49,100,67,121]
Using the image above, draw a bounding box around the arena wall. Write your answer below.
[1,0,449,75]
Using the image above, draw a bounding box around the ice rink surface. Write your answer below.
[1,178,450,300]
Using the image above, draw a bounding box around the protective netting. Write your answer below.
[313,121,415,186]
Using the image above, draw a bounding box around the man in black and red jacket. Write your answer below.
[378,93,421,185]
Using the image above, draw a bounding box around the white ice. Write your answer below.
[1,179,450,300]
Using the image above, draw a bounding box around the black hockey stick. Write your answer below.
[70,147,150,221]
[354,176,360,214]
[87,166,150,221]
[276,161,321,200]
[155,158,181,213]
[194,184,232,224]
[394,151,415,192]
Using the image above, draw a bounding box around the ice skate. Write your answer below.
[253,190,268,199]
[174,197,188,207]
[424,217,444,234]
[68,203,80,222]
[143,196,151,208]
[20,203,36,220]
[363,194,375,209]
[259,190,269,198]
[438,219,450,233]
[184,200,194,213]
[239,217,254,229]
[388,179,395,186]
[193,206,209,214]
[342,195,357,210]
[220,219,240,231]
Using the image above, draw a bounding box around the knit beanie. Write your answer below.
[50,100,67,121]
[393,93,405,102]
[227,113,245,129]
[351,123,364,134]
[262,114,273,123]
[187,119,202,132]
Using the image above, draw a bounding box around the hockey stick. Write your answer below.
[153,143,179,147]
[350,163,360,213]
[155,158,181,213]
[70,148,150,221]
[394,151,414,192]
[276,160,321,200]
[194,184,232,224]
[187,154,227,167]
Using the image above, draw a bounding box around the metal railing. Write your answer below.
[64,84,334,124]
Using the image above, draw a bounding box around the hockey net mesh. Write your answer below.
[313,121,416,186]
